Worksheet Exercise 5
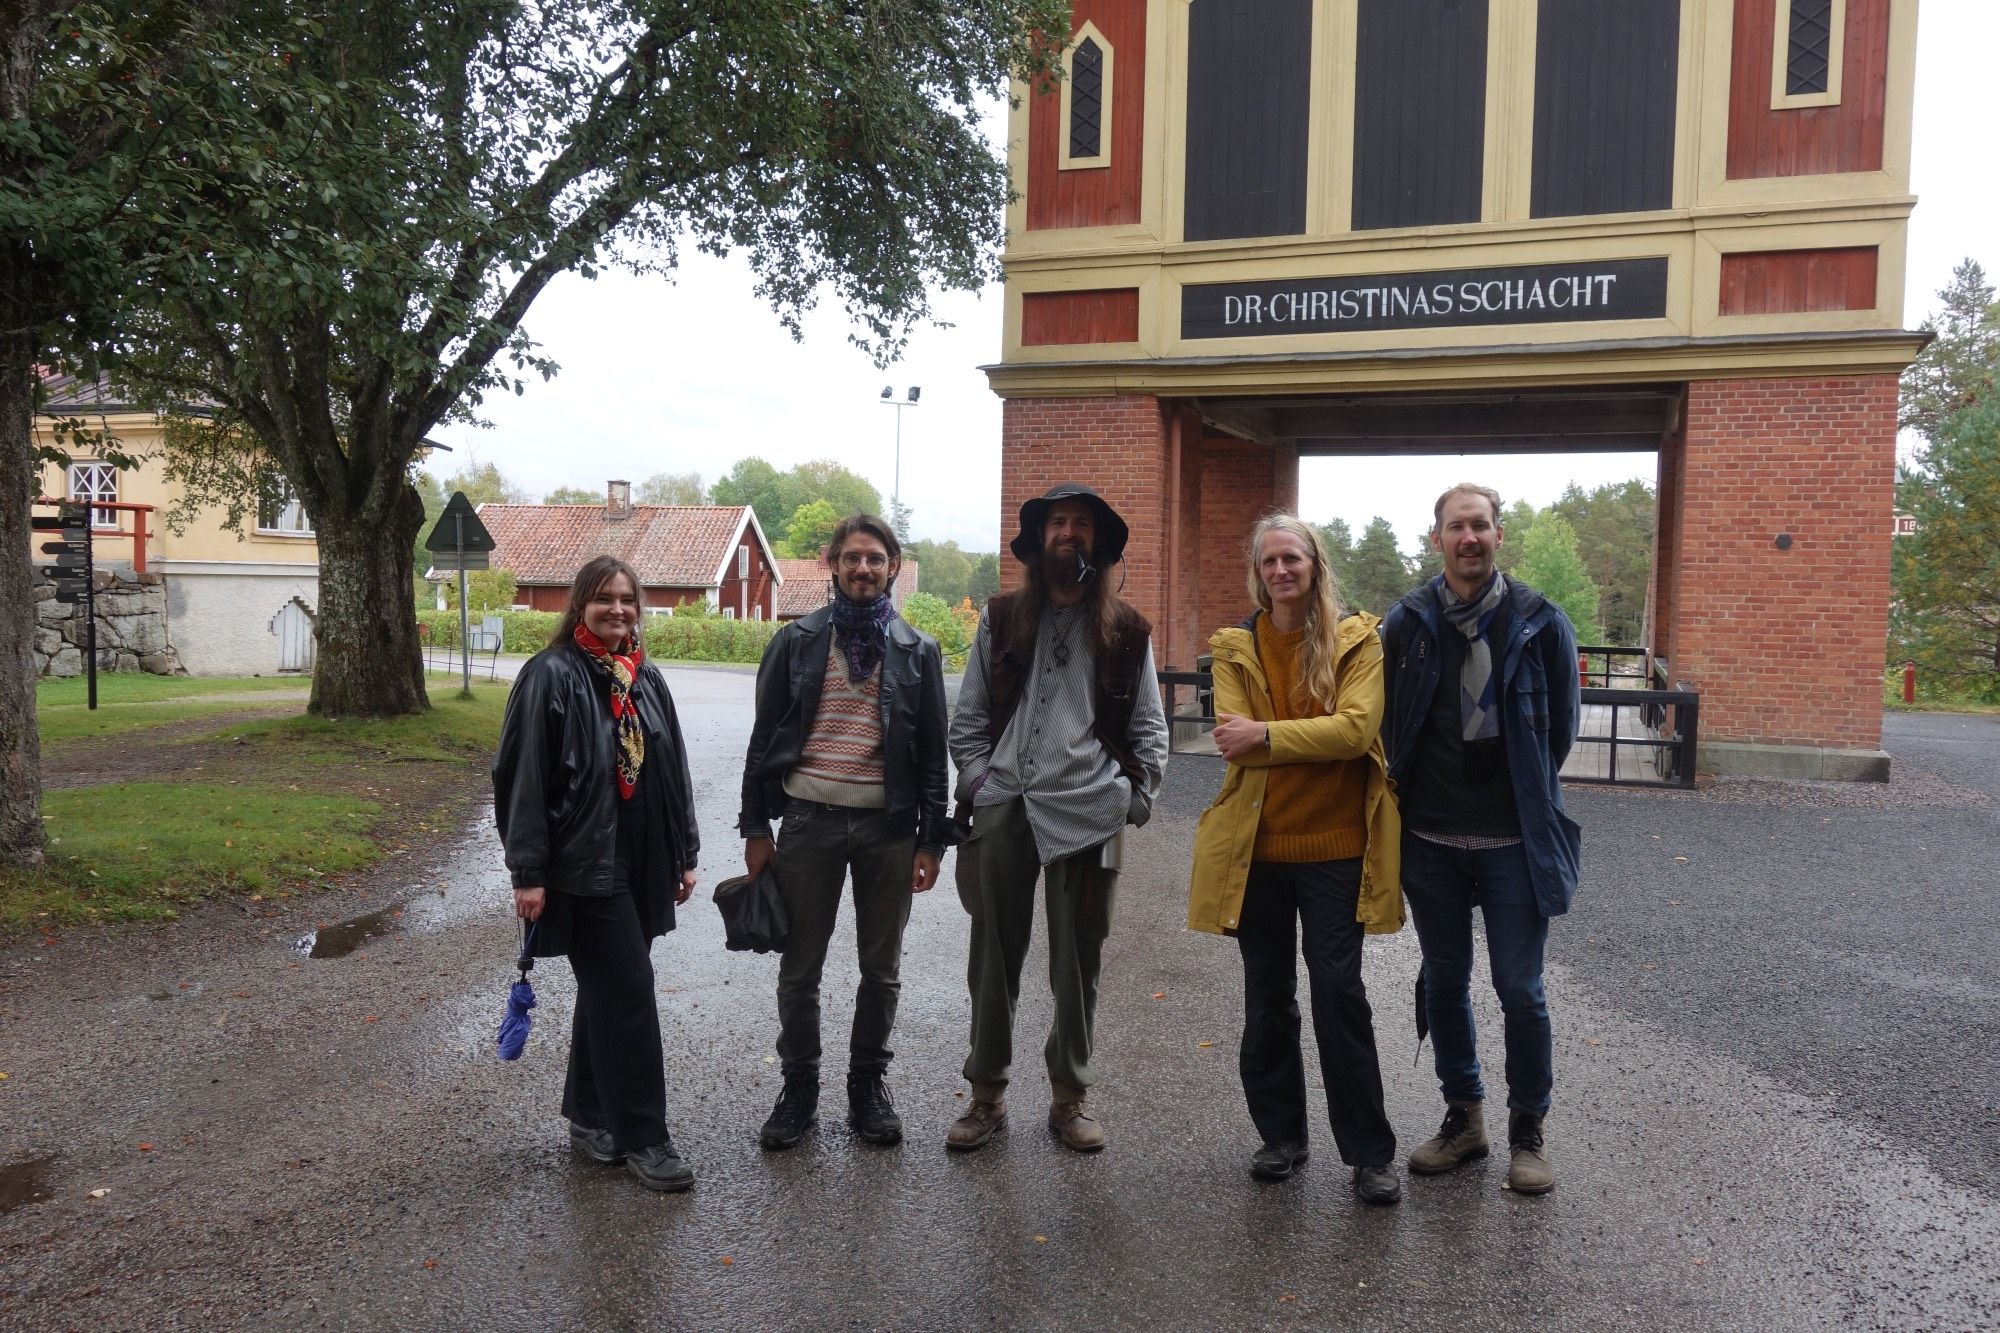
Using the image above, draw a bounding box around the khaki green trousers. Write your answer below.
[960,797,1118,1102]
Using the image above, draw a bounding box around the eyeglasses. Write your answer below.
[836,552,890,570]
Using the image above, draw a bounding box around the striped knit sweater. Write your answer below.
[782,638,888,808]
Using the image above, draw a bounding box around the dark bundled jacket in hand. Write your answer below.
[494,642,700,900]
[737,605,951,852]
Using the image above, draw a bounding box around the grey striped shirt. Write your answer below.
[950,602,1169,865]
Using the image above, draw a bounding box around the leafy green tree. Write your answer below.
[437,567,519,614]
[1901,259,2000,443]
[1346,517,1414,617]
[637,471,707,505]
[1515,511,1605,644]
[1494,499,1537,574]
[901,591,968,661]
[906,539,972,605]
[1551,480,1655,645]
[1314,518,1356,600]
[1893,378,2000,700]
[777,459,884,527]
[117,0,1067,721]
[783,499,841,560]
[711,458,786,530]
[967,552,1002,606]
[543,485,601,505]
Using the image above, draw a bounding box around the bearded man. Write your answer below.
[944,483,1168,1153]
[739,514,949,1151]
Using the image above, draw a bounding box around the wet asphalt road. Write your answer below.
[1,670,1995,1332]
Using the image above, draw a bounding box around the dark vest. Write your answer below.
[984,590,1153,784]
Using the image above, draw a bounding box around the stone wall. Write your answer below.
[33,570,185,678]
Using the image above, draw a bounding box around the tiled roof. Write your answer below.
[773,557,921,619]
[478,504,764,588]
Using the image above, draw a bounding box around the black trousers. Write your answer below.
[560,891,668,1153]
[1235,857,1396,1167]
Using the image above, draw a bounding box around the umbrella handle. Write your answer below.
[517,920,539,977]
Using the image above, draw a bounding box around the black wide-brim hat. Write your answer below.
[1010,482,1130,567]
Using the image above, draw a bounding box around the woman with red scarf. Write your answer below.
[493,555,701,1192]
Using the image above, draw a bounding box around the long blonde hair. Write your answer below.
[1245,514,1344,715]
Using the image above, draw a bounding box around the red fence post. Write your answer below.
[1902,660,1916,704]
[1578,653,1590,687]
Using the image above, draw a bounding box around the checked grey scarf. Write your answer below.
[1437,572,1508,743]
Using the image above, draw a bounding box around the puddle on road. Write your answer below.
[0,1154,57,1216]
[294,905,404,959]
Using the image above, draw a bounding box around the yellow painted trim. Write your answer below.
[982,330,1927,399]
[1483,0,1536,223]
[1317,0,1359,234]
[1058,21,1114,171]
[1673,0,1704,210]
[1769,0,1846,110]
[1161,0,1191,245]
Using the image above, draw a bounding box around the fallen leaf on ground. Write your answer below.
[720,1256,734,1266]
[423,1259,438,1270]
[230,990,252,999]
[1587,1037,1603,1046]
[1197,1041,1214,1049]
[1674,855,1688,863]
[1151,992,1166,1000]
[1279,1294,1298,1303]
[363,1015,380,1024]
[87,1189,109,1199]
[137,1143,153,1152]
[1033,1236,1047,1244]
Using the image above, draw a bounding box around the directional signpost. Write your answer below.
[422,491,498,696]
[30,502,96,707]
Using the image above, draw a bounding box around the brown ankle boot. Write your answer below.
[1506,1110,1553,1194]
[1407,1099,1489,1175]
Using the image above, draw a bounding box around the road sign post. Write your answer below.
[33,502,97,707]
[421,492,498,701]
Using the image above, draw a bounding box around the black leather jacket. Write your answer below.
[493,641,699,894]
[737,605,950,853]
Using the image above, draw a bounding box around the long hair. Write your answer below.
[550,554,646,649]
[1021,545,1123,658]
[1245,514,1344,715]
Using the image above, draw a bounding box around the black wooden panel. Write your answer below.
[1183,0,1312,242]
[1531,0,1682,218]
[1351,0,1488,231]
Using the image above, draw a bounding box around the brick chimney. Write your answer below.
[605,479,632,521]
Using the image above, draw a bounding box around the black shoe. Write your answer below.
[568,1122,620,1165]
[1353,1163,1403,1206]
[759,1074,819,1151]
[625,1138,693,1192]
[847,1071,904,1145]
[1250,1141,1310,1181]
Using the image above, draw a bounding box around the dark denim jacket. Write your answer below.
[1380,578,1583,917]
[736,605,951,853]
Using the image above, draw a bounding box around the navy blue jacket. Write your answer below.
[1380,577,1583,918]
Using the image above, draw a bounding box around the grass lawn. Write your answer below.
[5,683,507,929]
[36,674,312,744]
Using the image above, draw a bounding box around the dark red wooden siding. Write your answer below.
[1719,246,1878,314]
[1026,0,1146,230]
[1021,289,1142,345]
[1727,0,1889,180]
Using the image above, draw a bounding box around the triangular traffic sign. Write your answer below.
[424,491,498,553]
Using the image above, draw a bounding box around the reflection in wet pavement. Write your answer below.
[0,1154,56,1216]
[294,905,405,959]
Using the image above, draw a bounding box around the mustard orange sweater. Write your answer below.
[1253,618,1369,863]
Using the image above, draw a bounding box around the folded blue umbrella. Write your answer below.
[497,922,538,1062]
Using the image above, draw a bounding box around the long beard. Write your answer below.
[1037,544,1094,588]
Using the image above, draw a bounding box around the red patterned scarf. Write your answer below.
[572,624,645,799]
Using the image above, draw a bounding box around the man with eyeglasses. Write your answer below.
[739,513,950,1150]
[945,483,1168,1153]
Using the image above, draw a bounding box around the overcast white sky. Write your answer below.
[428,7,1995,555]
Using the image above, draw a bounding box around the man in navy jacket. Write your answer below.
[1380,483,1581,1196]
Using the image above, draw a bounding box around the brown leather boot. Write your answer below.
[945,1098,1007,1152]
[1047,1099,1105,1152]
[1506,1110,1554,1194]
[1407,1099,1489,1175]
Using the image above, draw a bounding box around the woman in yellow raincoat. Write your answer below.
[1187,514,1404,1204]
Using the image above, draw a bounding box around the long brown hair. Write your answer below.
[1245,515,1344,714]
[550,555,646,649]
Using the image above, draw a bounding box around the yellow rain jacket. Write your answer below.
[1187,610,1403,936]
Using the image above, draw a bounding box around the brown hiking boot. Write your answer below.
[1505,1110,1554,1194]
[1407,1099,1489,1175]
[1047,1099,1105,1153]
[945,1098,1007,1152]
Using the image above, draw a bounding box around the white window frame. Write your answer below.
[255,479,315,537]
[67,461,119,528]
[1770,0,1846,111]
[1058,21,1114,171]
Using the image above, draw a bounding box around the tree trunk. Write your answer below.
[307,480,430,718]
[0,342,46,865]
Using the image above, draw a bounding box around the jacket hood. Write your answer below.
[1211,608,1382,664]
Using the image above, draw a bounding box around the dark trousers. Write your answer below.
[774,800,915,1079]
[1401,833,1553,1116]
[560,890,668,1153]
[1235,857,1396,1167]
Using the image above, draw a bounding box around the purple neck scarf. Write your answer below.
[829,587,896,682]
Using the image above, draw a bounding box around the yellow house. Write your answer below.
[33,373,321,676]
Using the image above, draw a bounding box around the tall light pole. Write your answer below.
[878,385,920,526]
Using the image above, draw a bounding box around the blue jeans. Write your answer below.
[1401,833,1553,1116]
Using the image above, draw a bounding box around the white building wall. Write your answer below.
[157,561,322,677]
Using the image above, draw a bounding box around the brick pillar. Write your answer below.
[1669,375,1899,779]
[1194,435,1298,645]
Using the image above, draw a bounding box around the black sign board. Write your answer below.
[41,541,86,556]
[41,557,86,574]
[53,587,89,606]
[1181,257,1670,340]
[424,492,498,553]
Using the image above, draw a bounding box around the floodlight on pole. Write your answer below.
[878,385,921,518]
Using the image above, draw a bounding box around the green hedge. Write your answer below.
[416,608,778,662]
